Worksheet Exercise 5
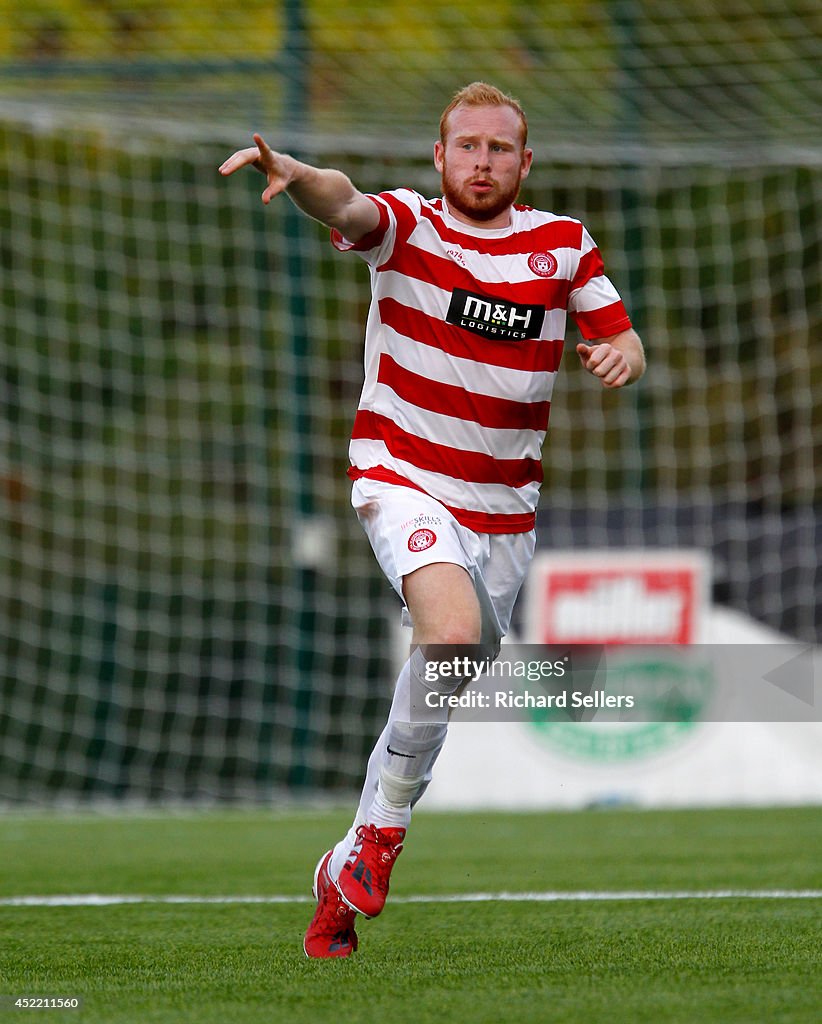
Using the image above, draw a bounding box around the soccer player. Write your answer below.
[219,82,645,958]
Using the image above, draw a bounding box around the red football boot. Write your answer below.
[303,850,358,959]
[337,824,405,919]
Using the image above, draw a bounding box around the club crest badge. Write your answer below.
[528,251,558,278]
[408,528,437,552]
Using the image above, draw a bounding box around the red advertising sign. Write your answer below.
[525,551,711,646]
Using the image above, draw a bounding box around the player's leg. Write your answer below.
[331,481,488,917]
[305,481,504,951]
[366,562,482,821]
[355,531,534,838]
[331,562,483,918]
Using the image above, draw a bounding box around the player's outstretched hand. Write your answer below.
[218,133,296,205]
[576,342,633,389]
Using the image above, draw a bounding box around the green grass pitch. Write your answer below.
[1,807,820,1023]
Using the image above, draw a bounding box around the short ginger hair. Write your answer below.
[439,81,528,147]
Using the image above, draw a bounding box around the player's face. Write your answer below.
[434,104,533,229]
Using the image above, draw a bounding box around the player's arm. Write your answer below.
[576,328,646,389]
[219,132,380,243]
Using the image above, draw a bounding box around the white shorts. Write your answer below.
[351,477,535,642]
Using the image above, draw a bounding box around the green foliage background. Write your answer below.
[1,1,820,143]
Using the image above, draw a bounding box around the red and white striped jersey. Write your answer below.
[331,189,632,534]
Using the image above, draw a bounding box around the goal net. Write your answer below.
[1,1,819,803]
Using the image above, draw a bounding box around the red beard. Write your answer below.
[441,163,521,223]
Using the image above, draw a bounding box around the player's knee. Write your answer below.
[410,641,497,697]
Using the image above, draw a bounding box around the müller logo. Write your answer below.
[446,287,546,341]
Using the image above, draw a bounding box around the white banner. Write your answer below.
[423,607,822,809]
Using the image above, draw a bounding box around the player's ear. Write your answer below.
[520,147,533,181]
[433,140,445,173]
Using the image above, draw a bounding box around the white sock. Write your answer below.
[326,651,449,882]
[366,780,411,831]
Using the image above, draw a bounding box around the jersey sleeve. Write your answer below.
[330,189,421,267]
[567,226,633,339]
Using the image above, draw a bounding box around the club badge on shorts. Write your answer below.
[408,528,437,552]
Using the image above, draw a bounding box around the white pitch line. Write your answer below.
[1,890,821,908]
